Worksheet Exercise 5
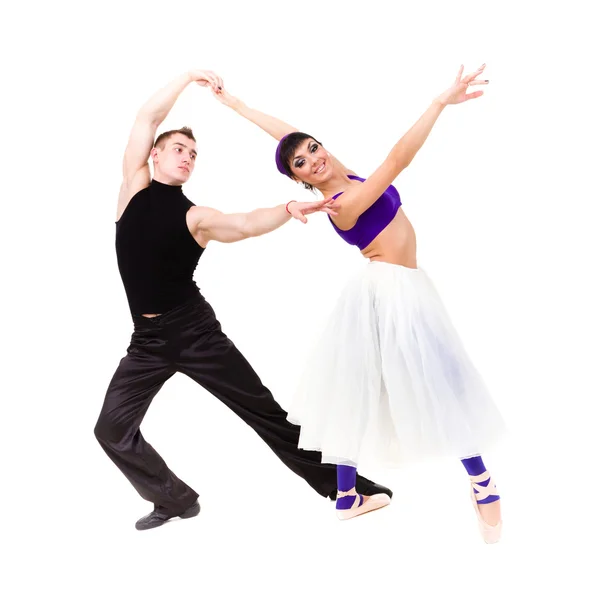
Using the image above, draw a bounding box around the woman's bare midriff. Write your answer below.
[360,209,417,267]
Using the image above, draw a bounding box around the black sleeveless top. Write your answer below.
[116,180,204,315]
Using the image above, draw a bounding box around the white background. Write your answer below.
[3,0,599,598]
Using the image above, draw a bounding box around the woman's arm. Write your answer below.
[329,64,488,229]
[212,86,357,175]
[213,87,297,141]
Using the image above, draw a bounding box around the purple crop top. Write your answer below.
[328,175,401,250]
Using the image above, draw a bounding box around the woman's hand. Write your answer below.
[437,64,488,106]
[212,85,243,111]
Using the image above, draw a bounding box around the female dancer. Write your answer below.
[212,65,506,543]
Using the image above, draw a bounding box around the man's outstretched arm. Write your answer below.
[190,198,337,246]
[116,69,222,220]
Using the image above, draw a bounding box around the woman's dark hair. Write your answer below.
[277,132,322,192]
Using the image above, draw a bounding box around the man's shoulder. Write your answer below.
[188,204,219,218]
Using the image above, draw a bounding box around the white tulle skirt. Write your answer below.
[287,262,506,467]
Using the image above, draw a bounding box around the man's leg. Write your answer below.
[94,351,199,515]
[176,310,392,500]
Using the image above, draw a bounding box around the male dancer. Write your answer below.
[94,69,392,530]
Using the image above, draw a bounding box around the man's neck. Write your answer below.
[152,174,182,187]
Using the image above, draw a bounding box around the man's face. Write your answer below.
[152,133,198,184]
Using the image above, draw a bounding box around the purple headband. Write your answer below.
[275,134,292,177]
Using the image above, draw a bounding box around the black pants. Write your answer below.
[95,295,382,514]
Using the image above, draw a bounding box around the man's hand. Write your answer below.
[287,198,339,224]
[189,69,223,92]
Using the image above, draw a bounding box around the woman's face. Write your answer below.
[289,138,331,186]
